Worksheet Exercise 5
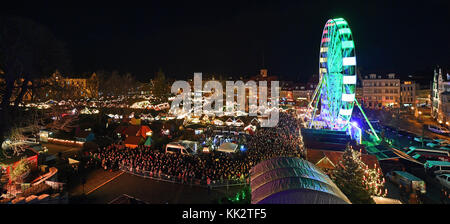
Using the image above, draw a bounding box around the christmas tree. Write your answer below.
[362,163,388,197]
[331,145,374,204]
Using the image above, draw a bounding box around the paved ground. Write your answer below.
[366,109,448,203]
[67,168,244,204]
[78,172,243,204]
[68,169,124,197]
[370,109,450,141]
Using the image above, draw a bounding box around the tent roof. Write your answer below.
[250,157,350,204]
[218,142,238,153]
[137,125,151,138]
[124,136,142,145]
[250,118,260,125]
[123,125,140,136]
[144,137,152,146]
[114,125,128,134]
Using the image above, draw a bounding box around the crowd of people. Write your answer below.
[89,113,305,183]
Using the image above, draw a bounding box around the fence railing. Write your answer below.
[118,165,248,188]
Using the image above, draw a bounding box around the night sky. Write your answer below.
[1,1,449,82]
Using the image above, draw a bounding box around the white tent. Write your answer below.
[217,142,238,153]
[244,124,256,132]
[213,119,224,126]
[225,118,234,126]
[130,100,151,109]
[234,119,244,126]
[191,117,201,124]
[250,117,260,125]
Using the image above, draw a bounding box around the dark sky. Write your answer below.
[2,0,449,82]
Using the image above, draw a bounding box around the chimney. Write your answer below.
[260,69,268,78]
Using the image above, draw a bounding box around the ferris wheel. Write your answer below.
[308,18,380,142]
[309,18,357,130]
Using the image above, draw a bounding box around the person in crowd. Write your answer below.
[88,113,305,184]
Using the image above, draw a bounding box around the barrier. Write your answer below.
[118,165,248,188]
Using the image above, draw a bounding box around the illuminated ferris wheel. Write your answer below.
[308,18,379,141]
[309,18,357,130]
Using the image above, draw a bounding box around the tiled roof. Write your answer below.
[124,136,142,145]
[307,149,380,169]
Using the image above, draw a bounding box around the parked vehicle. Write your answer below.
[165,140,199,156]
[427,125,450,135]
[386,171,426,194]
[436,174,450,190]
[424,160,450,175]
[413,137,433,143]
[407,148,450,163]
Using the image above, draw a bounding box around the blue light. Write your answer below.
[240,145,247,152]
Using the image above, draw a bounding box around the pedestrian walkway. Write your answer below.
[85,172,240,204]
[69,169,123,197]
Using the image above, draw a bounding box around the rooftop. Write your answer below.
[250,157,351,204]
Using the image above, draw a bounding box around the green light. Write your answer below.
[355,99,380,141]
[339,28,351,34]
[342,41,354,49]
[335,20,348,26]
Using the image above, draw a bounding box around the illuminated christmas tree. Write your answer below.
[362,163,388,197]
[331,145,374,204]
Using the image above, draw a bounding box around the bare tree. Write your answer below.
[0,16,70,145]
[151,68,169,104]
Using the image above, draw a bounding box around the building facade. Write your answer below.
[280,81,295,108]
[431,67,450,126]
[362,73,400,109]
[431,67,450,119]
[51,71,99,99]
[400,81,417,108]
[292,84,311,104]
[439,92,450,126]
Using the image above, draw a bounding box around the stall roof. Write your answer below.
[307,149,380,169]
[217,142,238,153]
